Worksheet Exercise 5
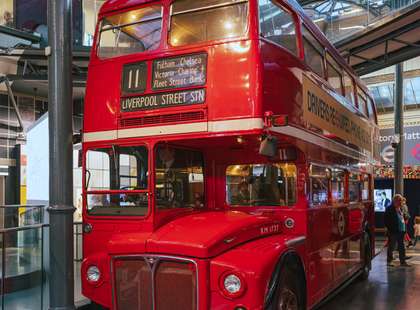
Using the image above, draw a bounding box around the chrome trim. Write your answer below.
[286,236,306,247]
[111,254,199,310]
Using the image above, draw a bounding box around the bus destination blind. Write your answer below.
[152,53,207,90]
[121,88,206,112]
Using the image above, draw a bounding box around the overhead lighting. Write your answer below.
[224,21,234,30]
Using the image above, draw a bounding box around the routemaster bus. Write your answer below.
[81,0,380,309]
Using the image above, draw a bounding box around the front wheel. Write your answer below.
[272,268,304,310]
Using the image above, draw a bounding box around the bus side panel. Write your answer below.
[84,61,120,133]
[206,39,261,121]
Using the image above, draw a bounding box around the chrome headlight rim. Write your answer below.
[219,271,246,298]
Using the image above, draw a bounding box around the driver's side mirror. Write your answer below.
[259,135,278,157]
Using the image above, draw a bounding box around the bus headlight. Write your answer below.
[223,274,242,295]
[87,265,101,283]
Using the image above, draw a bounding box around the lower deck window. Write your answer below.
[331,169,345,202]
[310,165,330,206]
[226,163,296,206]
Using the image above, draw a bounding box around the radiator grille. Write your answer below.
[120,111,205,128]
[114,256,197,310]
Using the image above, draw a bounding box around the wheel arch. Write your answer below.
[264,249,307,309]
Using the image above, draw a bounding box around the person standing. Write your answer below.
[401,197,414,248]
[2,11,13,28]
[413,216,420,247]
[384,194,411,267]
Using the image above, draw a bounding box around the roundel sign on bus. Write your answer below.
[338,211,345,237]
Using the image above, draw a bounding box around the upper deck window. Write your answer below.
[367,96,377,123]
[326,53,343,95]
[258,0,297,56]
[302,25,324,77]
[343,71,355,106]
[169,0,248,47]
[98,5,163,59]
[226,163,296,207]
[357,87,369,117]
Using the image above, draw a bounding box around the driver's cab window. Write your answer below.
[85,146,148,191]
[85,146,148,216]
[85,148,111,190]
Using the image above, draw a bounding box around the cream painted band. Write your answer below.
[118,122,208,139]
[208,118,264,132]
[83,118,264,142]
[83,130,118,142]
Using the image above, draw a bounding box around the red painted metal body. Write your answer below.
[81,0,379,309]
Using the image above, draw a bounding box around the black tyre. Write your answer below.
[271,267,305,310]
[360,233,372,280]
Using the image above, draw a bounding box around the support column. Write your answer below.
[394,63,404,195]
[47,0,75,309]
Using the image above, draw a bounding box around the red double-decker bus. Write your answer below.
[81,0,380,309]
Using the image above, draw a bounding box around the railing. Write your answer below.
[0,205,84,309]
[0,205,46,309]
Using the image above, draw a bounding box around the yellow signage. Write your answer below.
[302,75,372,152]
